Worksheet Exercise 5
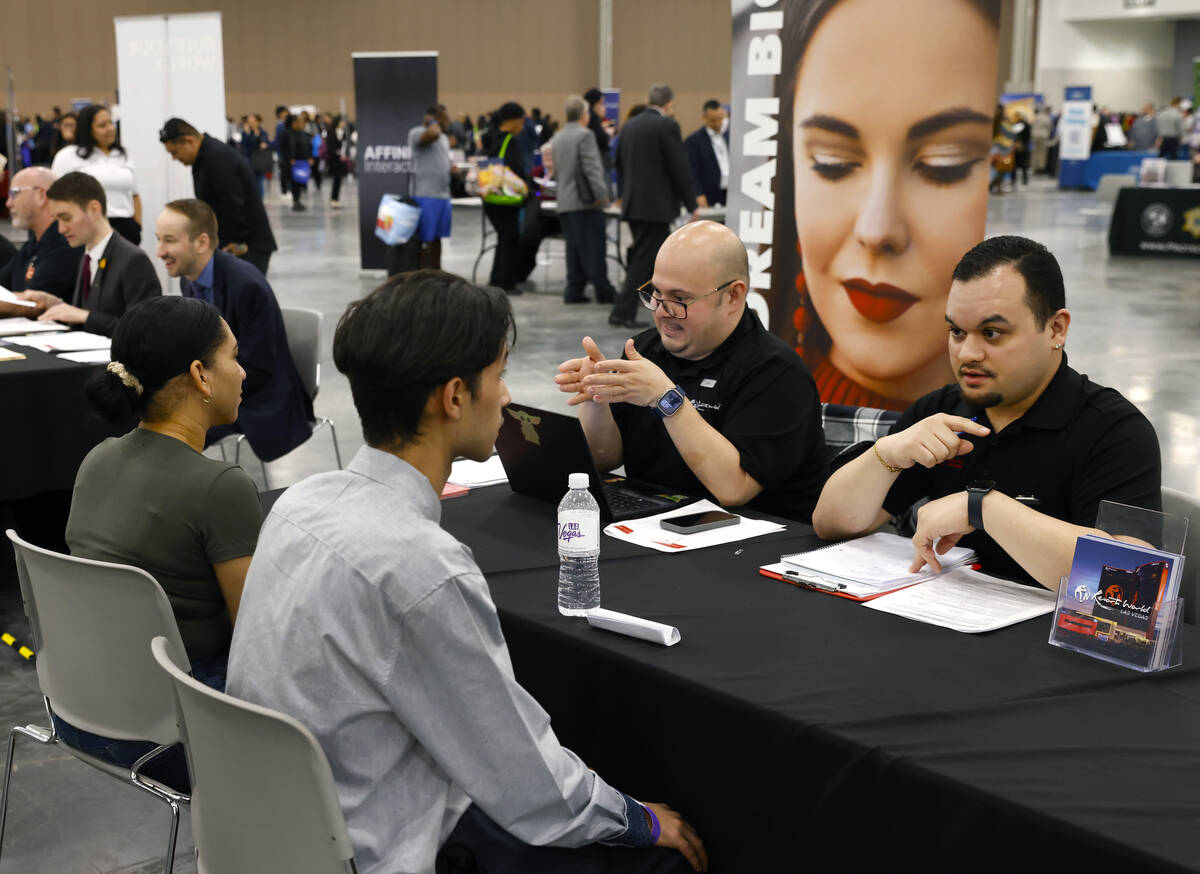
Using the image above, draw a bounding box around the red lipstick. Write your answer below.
[842,279,918,323]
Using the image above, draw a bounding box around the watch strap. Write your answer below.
[968,487,987,530]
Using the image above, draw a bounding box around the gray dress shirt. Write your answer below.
[227,447,635,874]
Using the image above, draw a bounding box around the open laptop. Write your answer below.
[495,402,697,521]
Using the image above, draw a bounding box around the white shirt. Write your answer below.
[707,126,729,191]
[51,146,139,219]
[85,230,114,292]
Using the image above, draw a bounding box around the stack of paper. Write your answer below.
[448,454,508,487]
[862,567,1056,633]
[0,318,65,337]
[771,531,976,599]
[7,332,111,354]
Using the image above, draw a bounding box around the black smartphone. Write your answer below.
[660,510,740,534]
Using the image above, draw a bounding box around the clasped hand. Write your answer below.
[555,336,673,407]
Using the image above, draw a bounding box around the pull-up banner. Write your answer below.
[727,0,999,411]
[353,52,437,270]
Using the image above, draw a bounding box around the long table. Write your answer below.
[0,346,126,502]
[1109,185,1200,258]
[440,485,1200,873]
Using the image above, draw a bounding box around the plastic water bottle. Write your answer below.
[557,472,601,616]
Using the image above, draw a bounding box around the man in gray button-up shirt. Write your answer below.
[227,271,705,874]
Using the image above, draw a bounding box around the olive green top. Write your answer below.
[66,428,262,659]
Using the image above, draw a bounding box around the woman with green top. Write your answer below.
[68,295,260,688]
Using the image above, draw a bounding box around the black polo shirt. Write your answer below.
[879,357,1161,584]
[611,308,828,522]
[0,223,80,298]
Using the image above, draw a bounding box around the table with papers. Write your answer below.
[433,484,1200,873]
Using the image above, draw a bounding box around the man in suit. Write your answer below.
[29,171,159,335]
[548,95,616,305]
[685,100,729,208]
[0,166,81,316]
[155,199,312,463]
[159,118,278,277]
[610,83,697,329]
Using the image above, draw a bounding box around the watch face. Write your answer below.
[658,388,685,416]
[968,479,996,493]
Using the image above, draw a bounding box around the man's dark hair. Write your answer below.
[952,235,1065,327]
[46,171,107,215]
[86,296,225,423]
[584,88,603,107]
[333,270,516,448]
[703,99,722,113]
[498,102,525,121]
[275,104,288,117]
[425,105,440,117]
[159,117,200,143]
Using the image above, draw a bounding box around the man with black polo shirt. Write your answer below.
[813,235,1161,589]
[0,166,81,316]
[557,221,828,522]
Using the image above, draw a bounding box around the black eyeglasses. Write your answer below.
[637,279,738,320]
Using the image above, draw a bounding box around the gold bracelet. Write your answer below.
[873,442,902,474]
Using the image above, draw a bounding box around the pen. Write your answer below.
[783,569,846,592]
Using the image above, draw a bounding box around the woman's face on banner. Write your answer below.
[792,0,996,399]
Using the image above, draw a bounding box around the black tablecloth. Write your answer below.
[1109,186,1200,258]
[439,488,1200,873]
[0,347,127,501]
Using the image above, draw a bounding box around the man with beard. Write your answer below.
[813,235,1161,589]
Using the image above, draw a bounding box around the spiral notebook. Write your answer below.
[759,532,976,601]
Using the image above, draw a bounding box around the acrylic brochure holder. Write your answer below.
[1048,501,1188,673]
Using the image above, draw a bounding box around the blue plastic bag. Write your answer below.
[375,194,422,245]
[291,161,312,185]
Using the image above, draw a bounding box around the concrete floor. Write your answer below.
[0,173,1197,871]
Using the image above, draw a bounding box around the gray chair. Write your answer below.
[150,636,358,874]
[0,530,191,874]
[222,306,343,489]
[1162,487,1199,624]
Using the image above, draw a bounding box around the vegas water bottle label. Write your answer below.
[557,511,598,553]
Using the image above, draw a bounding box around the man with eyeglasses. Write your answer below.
[557,221,828,522]
[0,166,81,316]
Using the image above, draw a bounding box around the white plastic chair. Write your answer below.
[218,306,342,489]
[150,636,358,874]
[1162,487,1199,625]
[0,530,191,874]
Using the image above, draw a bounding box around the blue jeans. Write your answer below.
[50,652,228,794]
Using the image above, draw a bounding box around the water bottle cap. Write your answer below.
[568,472,589,489]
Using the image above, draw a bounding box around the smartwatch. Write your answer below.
[966,480,995,531]
[654,385,687,419]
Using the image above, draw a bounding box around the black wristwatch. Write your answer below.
[654,385,687,419]
[967,480,995,530]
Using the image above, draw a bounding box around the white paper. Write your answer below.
[448,454,508,487]
[58,349,112,364]
[603,499,785,553]
[0,347,26,361]
[862,567,1056,633]
[585,608,681,646]
[0,288,36,308]
[0,318,67,337]
[782,532,975,592]
[39,332,112,353]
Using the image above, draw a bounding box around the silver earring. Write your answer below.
[1053,344,1062,350]
[203,395,212,405]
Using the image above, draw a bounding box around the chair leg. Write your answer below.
[162,797,181,874]
[0,729,18,860]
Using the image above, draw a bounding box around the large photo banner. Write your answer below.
[727,0,999,411]
[353,51,437,271]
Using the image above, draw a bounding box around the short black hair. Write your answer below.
[86,296,226,423]
[159,117,200,142]
[703,99,722,113]
[333,270,515,448]
[46,171,107,215]
[952,235,1065,327]
[584,88,603,107]
[275,104,287,116]
[498,102,525,121]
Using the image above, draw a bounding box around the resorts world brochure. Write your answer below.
[1051,534,1184,670]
